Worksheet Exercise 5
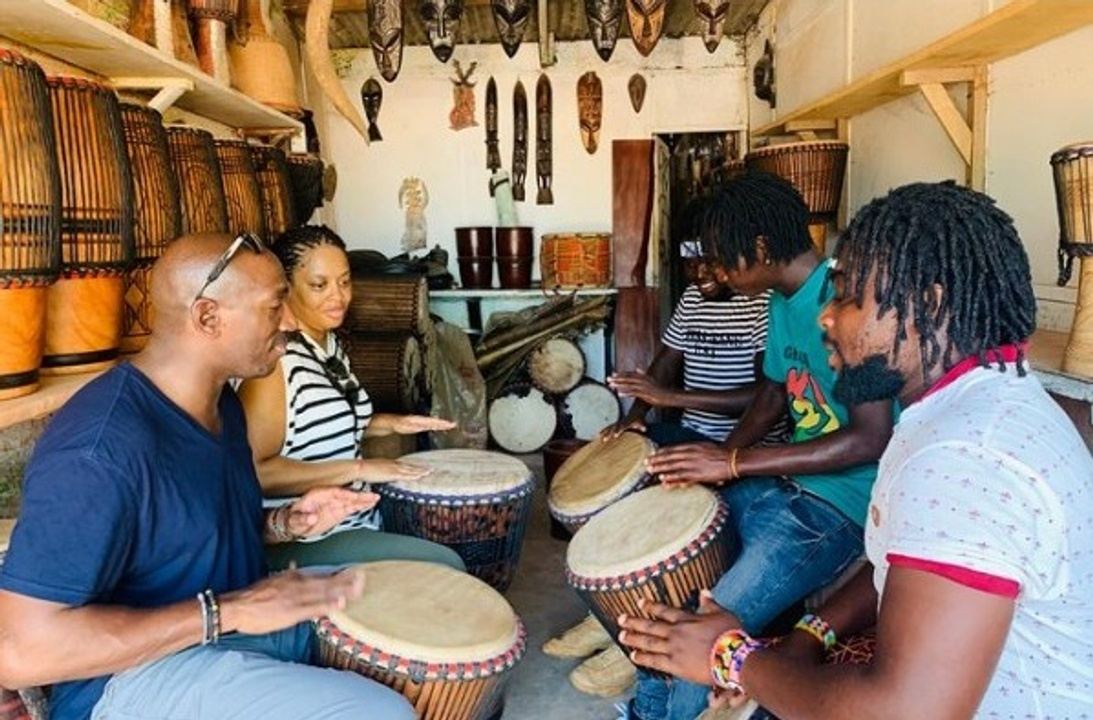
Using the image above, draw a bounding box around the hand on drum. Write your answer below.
[647,443,731,486]
[618,591,742,687]
[391,415,457,435]
[607,370,674,408]
[352,458,432,483]
[221,567,366,636]
[599,417,647,441]
[288,486,380,538]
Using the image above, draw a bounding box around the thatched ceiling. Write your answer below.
[283,0,768,50]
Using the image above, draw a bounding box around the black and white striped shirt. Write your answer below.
[662,285,770,442]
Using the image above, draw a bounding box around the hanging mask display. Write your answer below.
[512,81,528,201]
[628,73,646,113]
[360,77,384,142]
[626,0,666,57]
[491,0,531,58]
[420,0,463,63]
[369,0,404,82]
[584,0,623,62]
[693,0,730,53]
[449,60,478,131]
[536,74,553,205]
[577,71,602,155]
[754,39,776,107]
[486,76,501,195]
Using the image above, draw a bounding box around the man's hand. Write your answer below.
[647,443,731,486]
[599,418,647,442]
[390,415,457,434]
[351,458,431,484]
[608,370,675,408]
[221,567,365,636]
[286,486,379,539]
[619,592,742,686]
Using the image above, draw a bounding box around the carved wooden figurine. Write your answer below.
[420,0,464,63]
[361,78,383,142]
[449,60,478,131]
[536,74,553,205]
[512,81,528,201]
[628,73,647,113]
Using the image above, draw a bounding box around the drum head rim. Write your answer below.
[547,432,656,515]
[378,449,535,497]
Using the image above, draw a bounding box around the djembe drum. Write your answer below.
[746,141,848,252]
[0,50,60,399]
[488,383,558,453]
[528,336,585,395]
[213,139,268,240]
[1051,142,1093,377]
[44,76,134,374]
[374,450,535,591]
[345,332,423,412]
[548,432,655,533]
[558,379,621,440]
[248,144,297,239]
[188,0,237,83]
[347,275,431,337]
[119,104,181,353]
[315,561,526,720]
[166,126,229,234]
[566,484,733,644]
[540,233,612,289]
[285,153,325,224]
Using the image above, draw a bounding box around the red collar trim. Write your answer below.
[920,343,1026,401]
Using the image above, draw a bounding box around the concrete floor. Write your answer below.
[500,453,625,720]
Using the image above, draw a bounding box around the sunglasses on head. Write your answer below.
[193,233,266,303]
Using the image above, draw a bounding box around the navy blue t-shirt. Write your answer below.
[0,363,287,719]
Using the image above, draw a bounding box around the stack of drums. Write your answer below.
[119,104,181,353]
[0,50,60,399]
[315,561,526,720]
[248,144,297,240]
[1051,142,1093,377]
[456,226,493,289]
[745,141,848,252]
[345,332,422,412]
[45,76,134,374]
[188,0,237,84]
[565,484,734,643]
[548,432,656,532]
[285,152,325,224]
[214,139,268,240]
[374,449,535,592]
[494,226,533,289]
[166,126,229,234]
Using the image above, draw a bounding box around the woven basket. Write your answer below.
[540,233,611,289]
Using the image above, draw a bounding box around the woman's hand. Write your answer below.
[390,415,457,435]
[349,458,431,484]
[284,486,379,539]
[607,370,676,408]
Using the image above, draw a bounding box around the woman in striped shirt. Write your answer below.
[239,226,463,571]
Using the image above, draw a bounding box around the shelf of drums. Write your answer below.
[0,370,106,432]
[0,0,302,131]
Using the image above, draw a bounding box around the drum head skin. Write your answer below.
[489,386,558,453]
[561,381,621,440]
[528,337,585,394]
[567,484,722,579]
[386,449,533,497]
[328,561,523,666]
[549,432,654,519]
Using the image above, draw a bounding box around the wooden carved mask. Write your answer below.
[577,71,602,154]
[536,74,553,205]
[512,81,528,201]
[420,0,463,63]
[369,0,404,82]
[628,73,646,113]
[693,0,730,53]
[626,0,666,57]
[491,0,531,58]
[360,77,383,142]
[584,0,623,62]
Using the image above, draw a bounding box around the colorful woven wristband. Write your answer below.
[795,613,837,652]
[710,629,765,690]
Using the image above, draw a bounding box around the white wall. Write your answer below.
[749,0,1089,332]
[305,36,748,278]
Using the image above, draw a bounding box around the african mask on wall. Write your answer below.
[754,39,775,107]
[693,0,730,53]
[486,76,501,194]
[360,77,383,142]
[584,0,623,62]
[577,71,602,154]
[512,81,528,201]
[491,0,531,58]
[536,74,553,205]
[628,73,646,113]
[626,0,666,57]
[420,0,463,63]
[449,60,478,130]
[369,0,404,82]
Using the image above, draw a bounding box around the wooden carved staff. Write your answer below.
[536,74,553,205]
[486,76,501,195]
[512,81,528,202]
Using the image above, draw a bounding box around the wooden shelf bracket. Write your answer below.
[111,76,196,113]
[900,66,986,190]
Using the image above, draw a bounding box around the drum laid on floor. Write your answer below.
[488,383,557,453]
[374,450,535,592]
[565,484,733,644]
[315,560,526,720]
[548,431,656,533]
[558,379,620,440]
[527,336,585,395]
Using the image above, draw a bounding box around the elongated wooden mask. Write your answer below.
[577,71,602,154]
[536,74,553,205]
[360,77,383,142]
[369,0,403,82]
[420,0,463,63]
[486,76,500,194]
[693,0,730,53]
[628,73,646,113]
[627,0,666,57]
[512,81,528,201]
[491,0,531,58]
[584,0,623,62]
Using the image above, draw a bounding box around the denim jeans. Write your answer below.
[643,422,712,447]
[630,477,865,720]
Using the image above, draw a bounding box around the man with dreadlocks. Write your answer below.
[619,181,1093,717]
[626,171,897,720]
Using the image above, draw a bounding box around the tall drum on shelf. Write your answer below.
[166,126,229,234]
[0,50,61,399]
[119,104,181,353]
[214,140,268,240]
[1051,142,1093,377]
[188,0,238,84]
[248,144,297,239]
[45,76,134,374]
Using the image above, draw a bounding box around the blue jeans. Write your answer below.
[631,477,864,720]
[644,422,712,447]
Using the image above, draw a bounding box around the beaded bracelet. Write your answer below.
[709,629,767,691]
[794,613,837,652]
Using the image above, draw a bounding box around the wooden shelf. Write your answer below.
[1029,328,1093,403]
[754,0,1093,138]
[0,0,301,131]
[0,371,105,432]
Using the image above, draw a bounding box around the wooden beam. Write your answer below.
[900,67,976,86]
[836,118,850,230]
[917,83,973,165]
[968,65,988,190]
[784,119,837,132]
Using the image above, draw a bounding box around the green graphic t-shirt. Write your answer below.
[762,260,879,527]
